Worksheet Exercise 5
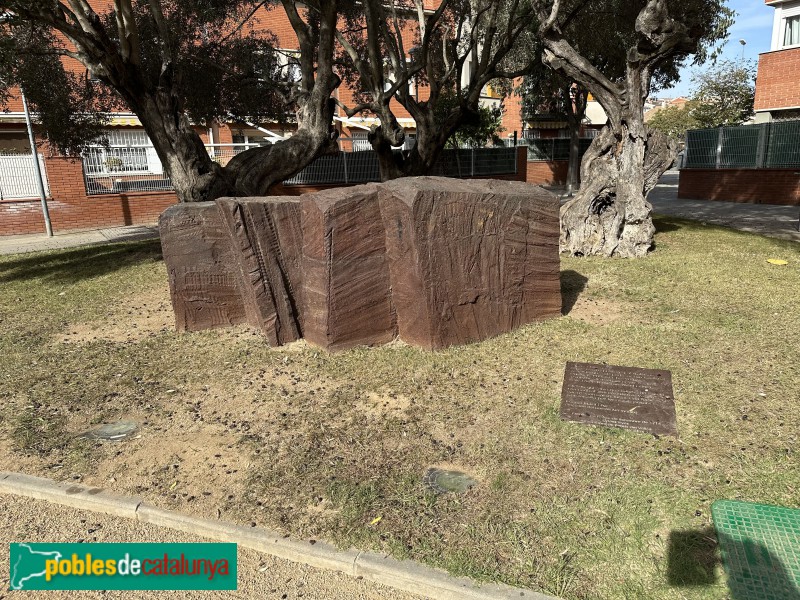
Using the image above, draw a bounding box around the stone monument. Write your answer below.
[160,177,562,351]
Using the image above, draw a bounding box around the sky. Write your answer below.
[660,0,775,98]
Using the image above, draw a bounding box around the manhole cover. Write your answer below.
[82,420,138,441]
[423,468,477,494]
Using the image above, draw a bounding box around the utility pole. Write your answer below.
[21,89,53,237]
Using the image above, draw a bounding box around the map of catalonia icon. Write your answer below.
[10,544,63,590]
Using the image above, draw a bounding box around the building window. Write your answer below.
[775,4,800,50]
[351,132,372,151]
[276,49,301,83]
[84,129,157,175]
[785,15,800,47]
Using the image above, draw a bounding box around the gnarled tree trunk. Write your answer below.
[534,0,701,258]
[560,120,676,258]
[130,87,339,204]
[369,104,480,181]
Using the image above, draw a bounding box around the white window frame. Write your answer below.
[772,1,800,50]
[276,48,302,83]
[84,129,161,176]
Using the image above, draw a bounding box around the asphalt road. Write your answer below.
[0,493,423,600]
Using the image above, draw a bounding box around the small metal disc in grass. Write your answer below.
[423,468,477,494]
[82,420,138,441]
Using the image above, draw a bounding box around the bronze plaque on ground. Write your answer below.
[560,362,678,436]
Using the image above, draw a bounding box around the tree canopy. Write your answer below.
[647,102,699,140]
[648,60,755,140]
[0,0,343,202]
[691,58,756,129]
[0,1,292,152]
[334,0,539,179]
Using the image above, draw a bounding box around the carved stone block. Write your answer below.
[217,197,303,346]
[159,177,562,351]
[300,184,397,350]
[379,177,562,349]
[159,203,247,332]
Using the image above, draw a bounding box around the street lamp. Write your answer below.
[21,89,53,237]
[739,39,747,61]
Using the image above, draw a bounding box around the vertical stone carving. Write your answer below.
[217,197,303,346]
[159,203,247,332]
[379,177,562,349]
[300,185,397,350]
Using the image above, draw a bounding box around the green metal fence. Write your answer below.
[519,137,594,161]
[684,121,800,169]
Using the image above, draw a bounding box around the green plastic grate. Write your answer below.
[712,500,800,600]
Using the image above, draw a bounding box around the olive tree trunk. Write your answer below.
[534,0,698,258]
[130,87,338,204]
[565,121,581,196]
[560,118,676,257]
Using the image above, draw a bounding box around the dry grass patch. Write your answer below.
[0,220,799,600]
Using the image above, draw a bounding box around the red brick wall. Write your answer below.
[755,47,800,111]
[526,160,570,185]
[502,87,525,138]
[678,169,800,206]
[0,156,177,236]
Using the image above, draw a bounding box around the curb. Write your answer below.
[0,472,558,600]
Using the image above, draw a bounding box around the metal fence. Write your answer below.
[684,121,800,169]
[518,137,594,162]
[83,143,518,193]
[284,146,518,185]
[82,143,260,195]
[0,151,50,201]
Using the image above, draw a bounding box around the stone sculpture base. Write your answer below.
[160,177,562,351]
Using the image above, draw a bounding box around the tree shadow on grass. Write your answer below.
[667,528,800,599]
[560,270,588,316]
[0,239,163,285]
[653,216,683,233]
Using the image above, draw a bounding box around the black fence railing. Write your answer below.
[684,121,800,169]
[284,146,518,186]
[518,138,594,162]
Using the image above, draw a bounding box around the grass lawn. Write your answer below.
[0,216,798,599]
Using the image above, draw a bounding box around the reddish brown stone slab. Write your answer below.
[160,177,562,351]
[217,197,303,346]
[560,362,678,436]
[159,203,247,332]
[379,177,562,349]
[301,184,397,350]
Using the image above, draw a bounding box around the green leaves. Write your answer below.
[690,59,756,129]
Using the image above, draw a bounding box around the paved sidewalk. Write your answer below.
[550,171,800,242]
[647,172,800,242]
[0,224,159,256]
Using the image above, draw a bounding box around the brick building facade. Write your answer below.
[0,2,542,236]
[754,0,800,122]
